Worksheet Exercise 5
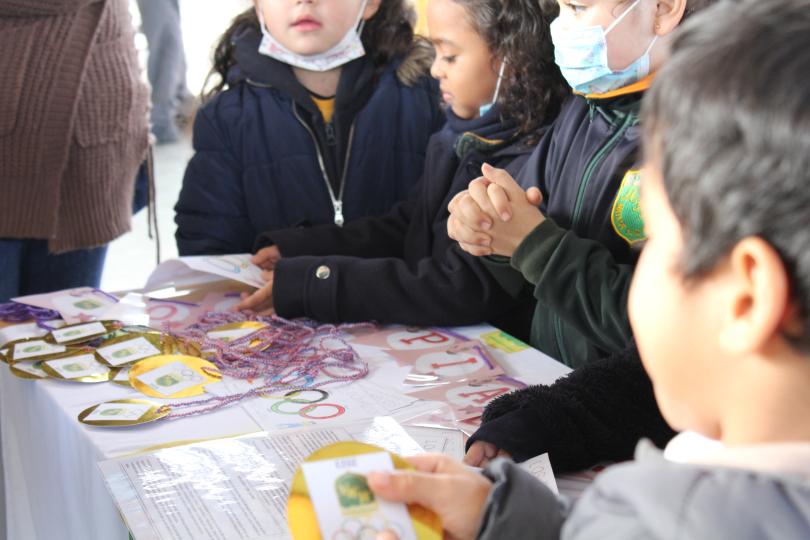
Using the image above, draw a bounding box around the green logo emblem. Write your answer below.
[156,374,180,387]
[335,473,377,515]
[74,299,102,310]
[611,170,646,245]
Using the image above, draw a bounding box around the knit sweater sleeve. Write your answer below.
[466,347,676,473]
[0,0,99,16]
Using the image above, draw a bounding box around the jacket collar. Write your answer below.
[445,105,522,159]
[579,74,655,126]
[662,432,810,481]
[582,73,655,101]
[231,26,375,121]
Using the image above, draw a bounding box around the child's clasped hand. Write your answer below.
[448,164,545,258]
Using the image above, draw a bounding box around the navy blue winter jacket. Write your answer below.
[255,107,538,338]
[175,27,443,255]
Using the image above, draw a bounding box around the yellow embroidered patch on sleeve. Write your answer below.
[611,170,646,245]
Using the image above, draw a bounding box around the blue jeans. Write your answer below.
[0,239,108,303]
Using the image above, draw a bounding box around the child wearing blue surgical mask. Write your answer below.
[447,0,715,367]
[550,0,661,95]
[368,4,810,538]
[444,0,718,469]
[175,0,445,255]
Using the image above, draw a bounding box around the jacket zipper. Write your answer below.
[337,121,357,221]
[325,122,337,146]
[243,79,355,227]
[552,112,635,365]
[571,113,635,226]
[292,102,355,226]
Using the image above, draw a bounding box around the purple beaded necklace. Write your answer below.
[160,312,373,419]
[0,302,62,330]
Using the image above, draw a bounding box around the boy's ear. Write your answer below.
[718,237,791,355]
[363,0,383,21]
[654,0,688,36]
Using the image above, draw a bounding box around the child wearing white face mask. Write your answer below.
[175,0,445,256]
[232,0,569,336]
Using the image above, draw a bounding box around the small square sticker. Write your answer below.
[45,354,109,379]
[13,340,66,360]
[96,337,161,366]
[84,402,152,422]
[51,322,108,344]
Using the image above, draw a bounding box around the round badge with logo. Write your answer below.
[40,349,113,383]
[129,355,221,399]
[4,337,74,364]
[78,399,169,427]
[44,320,121,346]
[9,360,50,380]
[206,321,268,345]
[94,332,169,368]
[287,442,441,540]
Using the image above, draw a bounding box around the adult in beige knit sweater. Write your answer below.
[0,0,150,302]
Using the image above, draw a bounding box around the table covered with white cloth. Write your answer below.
[0,322,569,540]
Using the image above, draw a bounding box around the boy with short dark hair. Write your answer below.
[366,1,810,537]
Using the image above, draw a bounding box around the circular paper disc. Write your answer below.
[9,360,49,380]
[40,349,113,383]
[129,354,221,398]
[78,399,169,427]
[4,337,78,364]
[93,332,169,368]
[287,441,442,540]
[44,320,121,346]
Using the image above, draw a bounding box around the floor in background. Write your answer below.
[101,0,251,292]
[101,140,191,292]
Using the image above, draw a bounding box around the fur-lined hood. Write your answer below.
[396,38,435,87]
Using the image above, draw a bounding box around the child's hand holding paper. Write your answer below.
[234,270,275,315]
[303,452,419,540]
[252,245,282,271]
[367,454,493,540]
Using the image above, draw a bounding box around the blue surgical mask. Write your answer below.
[550,0,658,95]
[479,59,507,117]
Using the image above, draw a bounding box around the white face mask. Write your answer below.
[258,0,369,72]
